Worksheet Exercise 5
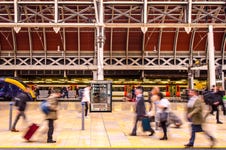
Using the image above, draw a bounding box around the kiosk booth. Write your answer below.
[90,80,112,112]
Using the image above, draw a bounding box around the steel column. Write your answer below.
[96,0,104,80]
[208,25,216,88]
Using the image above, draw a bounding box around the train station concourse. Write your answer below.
[0,101,226,149]
[0,0,225,149]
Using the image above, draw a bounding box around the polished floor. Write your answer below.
[0,101,225,148]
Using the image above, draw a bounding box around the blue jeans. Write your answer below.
[188,124,203,145]
[188,124,212,146]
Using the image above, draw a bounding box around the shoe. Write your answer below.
[47,140,56,143]
[130,133,136,136]
[184,144,193,148]
[217,121,223,124]
[210,136,216,148]
[149,131,155,136]
[160,137,168,140]
[11,128,19,132]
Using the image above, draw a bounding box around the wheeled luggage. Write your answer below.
[169,112,182,127]
[23,123,39,141]
[142,117,151,131]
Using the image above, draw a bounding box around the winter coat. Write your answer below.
[14,92,31,111]
[135,95,146,117]
[187,98,203,125]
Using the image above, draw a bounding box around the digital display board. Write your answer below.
[90,80,112,112]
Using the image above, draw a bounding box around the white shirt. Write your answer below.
[157,98,170,113]
[187,95,198,108]
[82,87,90,103]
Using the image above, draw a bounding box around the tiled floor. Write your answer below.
[0,101,225,148]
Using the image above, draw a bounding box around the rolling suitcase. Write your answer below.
[142,117,151,131]
[23,123,39,141]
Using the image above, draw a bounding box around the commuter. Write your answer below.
[45,90,61,143]
[11,87,32,132]
[184,89,215,148]
[204,86,224,124]
[130,87,155,136]
[149,86,160,129]
[131,86,136,101]
[48,87,54,97]
[75,85,79,98]
[61,87,69,98]
[211,86,224,124]
[81,85,91,117]
[34,85,40,99]
[156,92,170,140]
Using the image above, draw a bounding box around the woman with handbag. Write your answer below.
[156,92,170,140]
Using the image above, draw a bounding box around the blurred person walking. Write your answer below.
[149,86,160,130]
[11,88,32,132]
[45,90,61,143]
[184,89,215,148]
[211,86,224,124]
[130,87,155,136]
[156,92,170,140]
[203,86,224,124]
[34,85,40,100]
[81,85,91,117]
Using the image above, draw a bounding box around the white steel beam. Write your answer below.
[141,0,148,34]
[93,0,99,24]
[97,0,104,80]
[208,25,216,88]
[0,23,225,28]
[1,1,224,5]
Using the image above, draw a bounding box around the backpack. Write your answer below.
[40,100,50,114]
[203,91,215,105]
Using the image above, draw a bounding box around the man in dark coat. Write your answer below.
[130,87,155,136]
[11,88,32,132]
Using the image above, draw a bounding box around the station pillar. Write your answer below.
[96,0,104,81]
[188,66,194,89]
[207,25,216,89]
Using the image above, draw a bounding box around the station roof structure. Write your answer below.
[0,0,225,78]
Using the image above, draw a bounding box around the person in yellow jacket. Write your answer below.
[184,89,215,148]
[45,90,61,143]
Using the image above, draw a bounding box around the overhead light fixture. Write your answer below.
[14,26,21,33]
[184,27,191,34]
[141,27,147,34]
[53,27,60,33]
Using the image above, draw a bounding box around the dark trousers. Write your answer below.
[132,116,154,135]
[160,121,167,138]
[12,111,26,129]
[212,105,220,122]
[63,92,69,98]
[188,124,212,145]
[47,119,54,141]
[84,102,89,116]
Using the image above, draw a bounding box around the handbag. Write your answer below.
[159,111,168,122]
